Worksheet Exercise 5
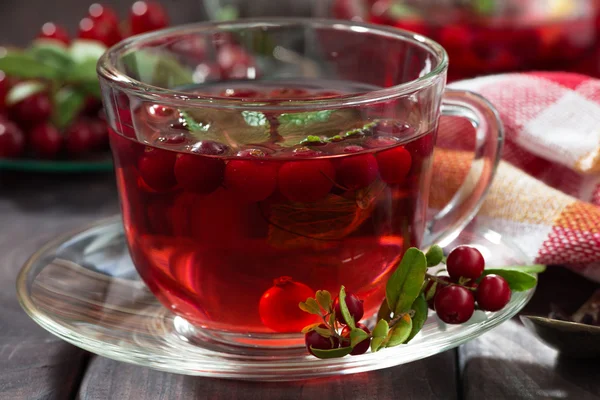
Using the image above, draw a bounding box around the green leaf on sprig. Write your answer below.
[473,0,496,15]
[338,286,356,329]
[242,110,268,127]
[386,314,413,347]
[486,264,546,274]
[310,346,353,359]
[69,39,107,64]
[29,39,73,71]
[66,58,99,84]
[52,87,86,129]
[299,298,321,315]
[479,266,544,292]
[376,299,393,323]
[371,319,389,352]
[301,323,321,334]
[5,81,46,106]
[386,247,428,315]
[0,49,61,80]
[424,281,438,302]
[425,245,444,267]
[406,294,427,342]
[350,328,369,348]
[315,290,333,312]
[314,326,332,338]
[179,111,210,133]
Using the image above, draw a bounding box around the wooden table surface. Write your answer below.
[0,1,599,398]
[1,171,599,400]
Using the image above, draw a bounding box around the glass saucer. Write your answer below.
[16,216,535,381]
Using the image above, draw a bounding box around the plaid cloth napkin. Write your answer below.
[432,72,600,282]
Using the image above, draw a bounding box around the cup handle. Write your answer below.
[423,89,504,248]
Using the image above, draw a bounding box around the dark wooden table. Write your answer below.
[1,171,599,400]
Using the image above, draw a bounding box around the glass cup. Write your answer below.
[97,18,503,347]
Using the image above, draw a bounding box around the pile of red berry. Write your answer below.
[426,246,511,324]
[0,2,170,161]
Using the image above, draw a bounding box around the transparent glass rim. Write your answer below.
[97,18,449,111]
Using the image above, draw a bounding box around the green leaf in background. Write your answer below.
[121,49,193,89]
[180,111,210,133]
[278,110,333,126]
[242,111,268,127]
[69,39,107,64]
[214,5,239,21]
[29,39,73,71]
[473,0,496,15]
[315,290,332,312]
[66,58,99,84]
[350,328,369,348]
[406,294,428,342]
[52,87,86,129]
[310,346,353,359]
[0,49,61,80]
[5,81,46,106]
[386,247,428,315]
[425,245,444,267]
[479,269,540,292]
[386,314,413,347]
[338,286,356,329]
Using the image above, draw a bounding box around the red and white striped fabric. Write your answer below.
[432,72,600,281]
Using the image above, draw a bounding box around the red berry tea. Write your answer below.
[109,81,436,334]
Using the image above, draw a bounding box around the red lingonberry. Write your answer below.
[10,92,52,126]
[277,160,335,202]
[82,97,103,116]
[64,120,95,157]
[219,88,262,98]
[38,22,70,45]
[446,245,485,280]
[130,1,169,35]
[333,292,364,325]
[305,325,340,356]
[236,148,268,158]
[146,104,177,120]
[375,145,412,184]
[476,275,511,312]
[375,120,415,137]
[341,322,371,355]
[291,146,324,158]
[259,276,319,333]
[216,44,253,79]
[424,276,452,310]
[138,147,177,191]
[0,71,9,112]
[88,3,119,28]
[336,153,379,190]
[87,118,109,151]
[29,123,62,159]
[174,153,225,194]
[0,120,25,158]
[269,88,308,98]
[224,160,278,202]
[188,140,230,156]
[156,132,186,145]
[434,285,475,324]
[342,145,365,154]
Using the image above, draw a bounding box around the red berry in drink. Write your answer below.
[434,285,475,324]
[278,160,335,203]
[341,322,371,355]
[64,120,95,157]
[376,120,415,137]
[174,153,225,194]
[259,276,319,333]
[224,160,278,202]
[291,146,323,158]
[0,120,24,158]
[130,1,169,35]
[236,148,268,158]
[305,325,339,356]
[333,292,364,325]
[476,275,511,312]
[446,245,485,280]
[220,88,262,98]
[188,140,230,156]
[336,153,378,190]
[38,22,70,45]
[342,145,364,154]
[146,104,176,120]
[10,92,52,126]
[29,123,62,159]
[424,276,452,310]
[375,146,412,184]
[138,147,177,191]
[314,91,340,98]
[269,88,308,99]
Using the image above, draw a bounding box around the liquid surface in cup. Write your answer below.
[110,80,436,334]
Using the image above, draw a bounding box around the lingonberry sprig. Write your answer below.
[300,244,545,359]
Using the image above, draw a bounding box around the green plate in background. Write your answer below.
[0,155,113,173]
